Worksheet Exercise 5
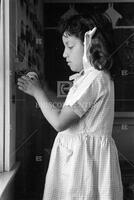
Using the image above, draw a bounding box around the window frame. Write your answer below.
[0,0,5,172]
[0,0,16,172]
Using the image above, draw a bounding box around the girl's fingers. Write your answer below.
[18,76,30,82]
[17,81,26,90]
[18,75,32,85]
[17,81,24,87]
[17,74,40,96]
[18,86,25,92]
[26,72,38,80]
[17,80,27,90]
[17,78,25,84]
[21,75,30,80]
[17,76,30,91]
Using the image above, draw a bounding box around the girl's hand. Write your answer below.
[17,75,42,98]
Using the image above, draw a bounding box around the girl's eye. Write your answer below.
[68,46,73,49]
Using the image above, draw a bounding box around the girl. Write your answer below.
[17,13,123,200]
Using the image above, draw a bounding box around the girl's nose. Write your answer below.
[63,49,67,58]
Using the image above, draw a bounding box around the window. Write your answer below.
[0,0,16,172]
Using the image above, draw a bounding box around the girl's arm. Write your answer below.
[17,76,80,132]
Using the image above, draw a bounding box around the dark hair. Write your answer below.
[58,13,117,78]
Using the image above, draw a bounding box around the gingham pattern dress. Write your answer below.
[43,70,123,200]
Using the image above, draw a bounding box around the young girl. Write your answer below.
[17,13,123,200]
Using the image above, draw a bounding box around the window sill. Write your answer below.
[0,162,20,198]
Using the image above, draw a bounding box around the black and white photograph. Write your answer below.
[0,0,134,200]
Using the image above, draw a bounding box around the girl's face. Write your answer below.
[62,33,84,72]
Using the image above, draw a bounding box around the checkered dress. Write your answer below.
[43,70,123,200]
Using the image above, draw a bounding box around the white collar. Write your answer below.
[69,65,96,82]
[69,69,84,81]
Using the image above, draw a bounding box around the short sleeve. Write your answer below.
[65,79,98,118]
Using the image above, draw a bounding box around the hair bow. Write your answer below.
[83,27,97,71]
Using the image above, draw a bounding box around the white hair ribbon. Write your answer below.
[83,27,97,71]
